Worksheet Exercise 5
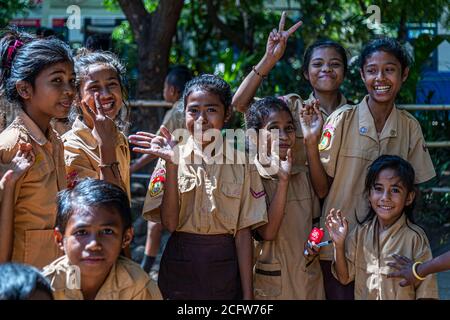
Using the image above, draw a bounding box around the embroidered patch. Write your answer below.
[149,168,166,197]
[250,188,266,199]
[318,129,332,151]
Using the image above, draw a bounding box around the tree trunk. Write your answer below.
[118,0,184,134]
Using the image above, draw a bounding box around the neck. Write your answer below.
[80,271,110,300]
[377,215,402,232]
[22,105,50,135]
[312,90,341,115]
[366,96,394,133]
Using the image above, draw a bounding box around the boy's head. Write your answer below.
[0,263,53,300]
[54,178,133,280]
[163,65,192,103]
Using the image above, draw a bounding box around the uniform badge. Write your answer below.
[359,127,368,134]
[318,129,332,151]
[149,168,166,197]
[250,188,266,199]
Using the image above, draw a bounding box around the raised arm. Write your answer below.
[325,208,349,284]
[232,12,302,113]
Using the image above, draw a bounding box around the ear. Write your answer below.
[121,227,133,248]
[303,70,309,81]
[224,106,233,123]
[401,67,410,82]
[359,68,365,82]
[54,227,65,251]
[405,190,415,207]
[15,81,32,100]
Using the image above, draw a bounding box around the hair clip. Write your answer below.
[5,40,24,67]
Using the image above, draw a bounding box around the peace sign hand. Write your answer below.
[84,92,118,148]
[264,11,303,65]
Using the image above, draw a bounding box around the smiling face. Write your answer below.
[361,51,409,105]
[369,168,415,228]
[58,205,132,282]
[185,89,228,146]
[304,47,345,93]
[261,110,296,160]
[79,64,123,121]
[18,61,76,122]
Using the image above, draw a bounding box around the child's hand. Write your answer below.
[277,148,292,181]
[0,144,35,188]
[85,92,118,148]
[387,254,420,288]
[325,208,348,248]
[263,11,303,65]
[129,126,176,164]
[303,240,320,259]
[299,99,323,146]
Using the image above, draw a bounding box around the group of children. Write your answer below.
[0,12,448,300]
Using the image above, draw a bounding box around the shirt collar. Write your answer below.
[306,92,347,117]
[71,117,98,149]
[253,153,305,179]
[180,135,237,164]
[358,95,398,141]
[17,109,48,146]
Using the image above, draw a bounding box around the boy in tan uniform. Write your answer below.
[43,179,162,300]
[0,110,66,268]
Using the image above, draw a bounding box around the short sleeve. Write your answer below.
[158,101,185,134]
[236,164,268,231]
[407,119,436,184]
[142,158,167,222]
[63,143,98,180]
[132,279,163,300]
[319,109,347,178]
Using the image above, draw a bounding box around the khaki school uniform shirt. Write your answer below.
[280,92,348,169]
[143,136,268,235]
[0,110,66,269]
[253,159,325,300]
[319,96,436,261]
[158,100,185,134]
[62,117,131,199]
[332,215,439,300]
[42,255,162,300]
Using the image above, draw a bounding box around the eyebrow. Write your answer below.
[71,221,119,229]
[365,62,399,67]
[48,69,67,76]
[86,77,119,84]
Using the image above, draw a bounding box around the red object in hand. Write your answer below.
[308,227,324,245]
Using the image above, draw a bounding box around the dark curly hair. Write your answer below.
[245,96,294,131]
[360,37,412,72]
[182,74,232,115]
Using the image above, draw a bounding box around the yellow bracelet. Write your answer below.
[412,261,426,281]
[252,66,267,80]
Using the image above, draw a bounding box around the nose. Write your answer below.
[321,63,332,72]
[64,81,75,97]
[375,69,385,81]
[196,110,208,124]
[381,190,391,201]
[85,235,102,251]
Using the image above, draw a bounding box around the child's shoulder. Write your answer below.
[116,256,151,284]
[396,108,422,127]
[326,103,356,123]
[41,255,72,290]
[0,118,30,150]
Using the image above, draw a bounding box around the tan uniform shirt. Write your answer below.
[253,159,325,300]
[319,96,436,260]
[0,110,66,268]
[158,100,185,134]
[62,117,131,199]
[42,255,162,300]
[281,92,348,169]
[143,137,268,235]
[332,215,439,299]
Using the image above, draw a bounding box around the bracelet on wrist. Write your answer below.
[252,66,267,80]
[412,261,426,281]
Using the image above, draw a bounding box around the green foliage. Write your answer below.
[0,0,34,28]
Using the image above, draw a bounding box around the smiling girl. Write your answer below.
[0,30,75,268]
[63,50,131,198]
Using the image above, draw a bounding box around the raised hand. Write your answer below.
[277,148,292,181]
[299,99,323,145]
[129,126,177,164]
[0,144,35,188]
[387,254,420,288]
[325,208,348,247]
[264,11,303,65]
[84,92,118,148]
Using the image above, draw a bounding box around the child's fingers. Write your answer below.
[0,169,14,187]
[129,134,153,143]
[386,262,401,271]
[83,100,97,121]
[278,11,286,32]
[94,93,105,117]
[135,131,157,138]
[159,125,172,142]
[287,20,303,36]
[129,140,152,148]
[399,279,410,287]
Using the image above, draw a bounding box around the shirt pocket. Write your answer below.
[214,182,243,227]
[254,261,282,298]
[24,229,62,269]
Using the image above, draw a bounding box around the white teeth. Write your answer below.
[374,85,391,92]
[102,102,113,109]
[380,205,393,210]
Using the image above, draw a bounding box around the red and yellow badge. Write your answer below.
[318,125,334,151]
[148,168,166,197]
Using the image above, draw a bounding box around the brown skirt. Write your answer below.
[158,231,242,300]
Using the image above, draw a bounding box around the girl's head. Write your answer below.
[182,74,232,143]
[163,65,192,103]
[360,38,411,104]
[55,178,133,280]
[246,96,295,160]
[364,155,416,227]
[301,40,347,93]
[71,49,129,131]
[0,29,75,121]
